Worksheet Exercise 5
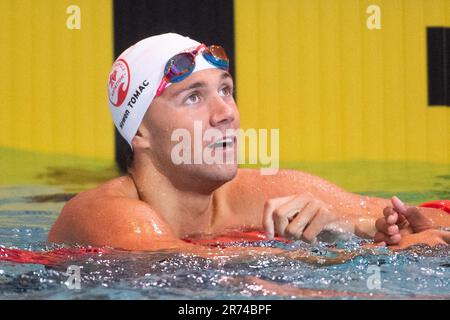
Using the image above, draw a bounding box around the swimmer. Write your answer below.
[48,33,450,256]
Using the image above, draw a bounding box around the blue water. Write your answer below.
[1,185,449,299]
[0,162,449,300]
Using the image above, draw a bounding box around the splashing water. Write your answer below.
[1,159,449,299]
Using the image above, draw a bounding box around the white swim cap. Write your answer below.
[107,33,219,147]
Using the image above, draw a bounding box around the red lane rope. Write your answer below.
[0,247,109,266]
[1,200,448,266]
[419,200,450,214]
[0,231,286,266]
[182,231,291,246]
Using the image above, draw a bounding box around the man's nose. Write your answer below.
[209,96,236,127]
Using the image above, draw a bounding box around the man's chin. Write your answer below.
[169,163,238,193]
[200,163,238,183]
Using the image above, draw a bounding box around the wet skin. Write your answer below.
[48,69,450,256]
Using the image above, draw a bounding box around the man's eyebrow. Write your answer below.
[170,81,207,98]
[221,71,232,81]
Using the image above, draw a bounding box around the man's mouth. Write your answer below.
[207,136,236,149]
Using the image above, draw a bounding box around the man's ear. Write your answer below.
[131,126,151,150]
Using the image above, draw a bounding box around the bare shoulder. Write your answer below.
[227,168,345,199]
[48,176,179,250]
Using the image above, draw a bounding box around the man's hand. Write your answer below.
[374,196,436,245]
[388,229,449,250]
[262,192,352,242]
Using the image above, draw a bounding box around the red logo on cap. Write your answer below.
[108,59,130,107]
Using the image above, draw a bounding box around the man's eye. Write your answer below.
[185,93,200,105]
[219,86,233,97]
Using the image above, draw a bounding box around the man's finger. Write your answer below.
[272,195,308,237]
[375,218,399,235]
[374,231,390,244]
[395,213,409,229]
[302,208,335,242]
[383,207,398,225]
[284,200,320,239]
[263,195,296,238]
[391,196,407,215]
[392,196,434,233]
[383,206,393,218]
[374,231,401,245]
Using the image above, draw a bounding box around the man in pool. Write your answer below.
[48,33,450,254]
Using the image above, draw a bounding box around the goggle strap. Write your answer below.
[156,77,169,97]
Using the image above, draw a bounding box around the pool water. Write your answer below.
[0,148,449,299]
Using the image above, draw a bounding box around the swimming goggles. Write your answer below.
[156,43,229,97]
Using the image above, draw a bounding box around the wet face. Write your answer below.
[134,68,240,192]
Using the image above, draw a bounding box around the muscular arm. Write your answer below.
[48,192,181,251]
[230,169,447,238]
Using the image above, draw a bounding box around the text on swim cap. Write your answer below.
[127,80,149,109]
[119,80,149,130]
[119,110,130,129]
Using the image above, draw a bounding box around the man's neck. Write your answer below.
[128,158,218,238]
